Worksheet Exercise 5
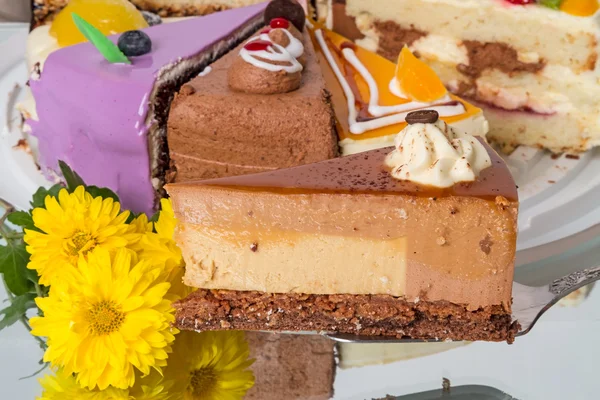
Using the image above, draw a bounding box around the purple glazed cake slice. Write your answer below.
[26,2,267,214]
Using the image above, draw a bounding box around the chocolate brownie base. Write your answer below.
[175,290,519,343]
[245,332,336,400]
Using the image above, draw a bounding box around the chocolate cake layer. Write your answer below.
[175,290,518,343]
[167,27,339,182]
[329,3,545,76]
[245,332,336,400]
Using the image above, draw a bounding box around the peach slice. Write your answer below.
[394,46,447,102]
[560,0,599,16]
[50,0,148,47]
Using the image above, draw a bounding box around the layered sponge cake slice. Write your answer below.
[319,0,600,153]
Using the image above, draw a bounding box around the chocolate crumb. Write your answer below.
[442,377,451,393]
[566,154,580,160]
[450,207,458,215]
[12,139,31,154]
[479,235,493,255]
[250,242,259,252]
[180,84,196,95]
[551,153,561,160]
[548,180,556,184]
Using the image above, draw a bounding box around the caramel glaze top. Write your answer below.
[175,139,518,202]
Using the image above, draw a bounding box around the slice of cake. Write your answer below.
[167,9,338,181]
[318,0,600,153]
[305,20,488,155]
[25,3,267,214]
[169,110,519,342]
[31,0,266,27]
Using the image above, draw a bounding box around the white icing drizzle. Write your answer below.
[305,18,314,29]
[240,35,303,73]
[314,29,466,135]
[259,29,304,60]
[198,66,212,76]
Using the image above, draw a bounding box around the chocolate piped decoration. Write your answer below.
[406,110,439,124]
[268,28,306,66]
[265,0,305,32]
[228,40,302,95]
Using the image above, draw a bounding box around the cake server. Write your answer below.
[326,265,600,344]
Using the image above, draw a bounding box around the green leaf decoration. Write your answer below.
[58,160,86,192]
[540,0,562,9]
[0,242,34,296]
[149,211,160,224]
[86,186,120,203]
[0,293,36,331]
[71,13,131,65]
[30,184,63,210]
[7,211,35,231]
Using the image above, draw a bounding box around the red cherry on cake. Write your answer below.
[244,39,272,51]
[260,27,272,34]
[270,17,290,29]
[504,0,536,4]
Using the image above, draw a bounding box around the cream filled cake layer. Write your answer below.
[319,0,600,153]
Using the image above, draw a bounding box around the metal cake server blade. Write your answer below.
[326,265,600,344]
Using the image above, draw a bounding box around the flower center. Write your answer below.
[65,231,96,257]
[188,368,218,399]
[86,301,125,335]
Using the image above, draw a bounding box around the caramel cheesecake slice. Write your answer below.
[168,111,519,342]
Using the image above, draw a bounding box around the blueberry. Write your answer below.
[142,11,162,26]
[118,30,152,57]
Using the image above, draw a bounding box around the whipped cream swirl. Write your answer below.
[385,119,492,188]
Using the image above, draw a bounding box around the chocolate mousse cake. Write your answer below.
[25,3,268,214]
[318,0,600,154]
[169,111,519,342]
[167,10,338,181]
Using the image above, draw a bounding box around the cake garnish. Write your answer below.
[559,0,599,15]
[505,0,598,15]
[50,0,148,47]
[394,46,448,102]
[265,0,306,32]
[71,13,131,64]
[313,27,465,134]
[228,19,306,94]
[385,110,492,188]
[118,30,153,57]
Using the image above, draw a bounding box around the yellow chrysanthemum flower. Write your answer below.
[131,199,191,300]
[162,331,255,400]
[24,186,131,285]
[38,369,128,400]
[30,248,178,390]
[38,368,172,400]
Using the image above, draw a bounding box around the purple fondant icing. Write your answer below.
[28,2,267,214]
